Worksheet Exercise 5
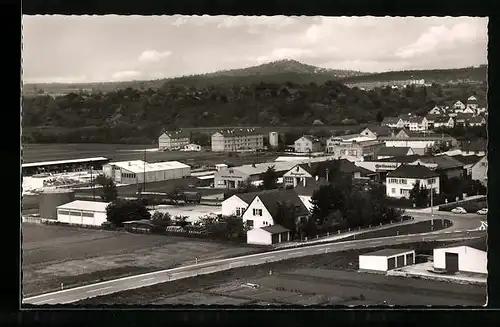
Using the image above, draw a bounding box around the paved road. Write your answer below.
[23,229,485,305]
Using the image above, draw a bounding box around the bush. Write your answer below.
[386,197,414,208]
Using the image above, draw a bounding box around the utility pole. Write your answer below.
[90,166,95,201]
[430,183,434,227]
[143,148,146,192]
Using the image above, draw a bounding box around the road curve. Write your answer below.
[23,229,485,305]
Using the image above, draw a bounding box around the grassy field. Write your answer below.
[76,241,486,306]
[21,223,261,297]
[331,219,452,243]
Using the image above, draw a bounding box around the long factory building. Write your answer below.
[102,160,191,184]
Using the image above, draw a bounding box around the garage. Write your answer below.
[359,249,416,273]
[246,224,291,245]
[433,238,487,275]
[56,200,110,227]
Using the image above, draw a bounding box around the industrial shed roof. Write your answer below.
[108,160,190,174]
[22,157,109,168]
[57,200,110,212]
[438,237,487,252]
[362,248,414,257]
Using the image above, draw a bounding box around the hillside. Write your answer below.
[23,60,487,96]
[22,78,486,144]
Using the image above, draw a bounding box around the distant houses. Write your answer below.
[294,135,324,153]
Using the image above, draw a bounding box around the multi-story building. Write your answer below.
[381,117,404,129]
[294,135,324,153]
[158,130,190,151]
[385,164,440,199]
[211,129,264,152]
[328,139,384,162]
[453,101,466,110]
[468,116,487,127]
[433,116,455,129]
[408,116,429,132]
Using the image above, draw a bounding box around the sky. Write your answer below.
[22,15,488,84]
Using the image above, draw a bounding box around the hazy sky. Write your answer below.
[22,15,488,84]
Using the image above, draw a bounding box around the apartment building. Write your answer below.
[211,128,264,152]
[158,130,190,150]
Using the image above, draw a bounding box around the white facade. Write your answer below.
[471,156,488,186]
[408,117,429,132]
[269,132,279,148]
[433,246,487,274]
[246,227,273,245]
[299,195,313,212]
[221,194,251,217]
[383,139,436,154]
[211,131,264,152]
[103,160,191,185]
[283,165,313,187]
[359,250,415,272]
[386,176,440,199]
[429,106,444,115]
[183,143,202,152]
[56,200,110,227]
[463,107,475,114]
[453,101,466,110]
[434,117,455,129]
[241,196,274,229]
[294,136,322,153]
[158,132,190,150]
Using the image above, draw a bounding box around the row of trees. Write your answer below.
[22,79,486,144]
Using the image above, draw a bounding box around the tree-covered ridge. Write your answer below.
[23,60,486,96]
[22,79,486,144]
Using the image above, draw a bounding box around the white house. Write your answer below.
[468,116,487,127]
[466,95,478,110]
[471,156,488,186]
[221,191,277,217]
[453,101,466,110]
[428,106,445,115]
[385,164,440,199]
[359,126,393,139]
[433,116,455,129]
[381,117,404,129]
[246,225,291,245]
[294,135,323,153]
[408,116,428,132]
[462,106,476,115]
[182,143,202,152]
[56,200,110,227]
[359,249,416,272]
[433,238,487,274]
[241,190,309,229]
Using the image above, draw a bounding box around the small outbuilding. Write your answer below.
[433,238,487,275]
[359,248,415,273]
[123,219,157,233]
[246,224,291,245]
[56,200,110,227]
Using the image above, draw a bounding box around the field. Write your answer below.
[331,219,452,243]
[22,223,261,297]
[76,241,486,306]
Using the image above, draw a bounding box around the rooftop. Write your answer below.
[256,189,310,218]
[260,224,291,234]
[362,248,414,257]
[410,155,465,170]
[381,117,401,124]
[22,157,109,168]
[438,237,487,252]
[160,129,190,139]
[215,128,262,137]
[450,154,482,166]
[108,160,190,174]
[387,163,439,179]
[363,125,393,137]
[57,200,110,212]
[300,135,321,143]
[379,154,423,163]
[376,146,413,157]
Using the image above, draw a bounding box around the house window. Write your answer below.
[284,177,294,184]
[236,208,242,216]
[428,178,436,184]
[400,179,407,184]
[253,208,263,216]
[391,188,396,194]
[246,220,254,227]
[388,178,398,184]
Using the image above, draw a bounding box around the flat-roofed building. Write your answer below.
[211,128,264,152]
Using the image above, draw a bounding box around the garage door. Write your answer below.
[445,252,459,273]
[271,233,280,244]
[406,253,414,265]
[396,255,405,268]
[387,257,396,270]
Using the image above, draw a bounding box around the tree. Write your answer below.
[238,178,258,193]
[95,174,118,202]
[261,165,278,190]
[274,201,298,239]
[223,215,247,239]
[106,199,151,227]
[409,181,429,208]
[151,211,172,227]
[310,184,345,226]
[376,110,384,124]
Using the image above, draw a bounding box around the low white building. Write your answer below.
[56,200,110,227]
[359,249,415,272]
[433,238,487,274]
[182,143,202,152]
[407,116,429,131]
[385,164,440,199]
[294,135,323,153]
[471,156,488,186]
[103,160,191,185]
[246,225,291,245]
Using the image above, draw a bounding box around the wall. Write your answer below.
[211,133,225,152]
[212,133,264,152]
[359,255,387,271]
[159,134,190,150]
[214,168,250,189]
[247,228,272,245]
[57,209,107,227]
[471,157,488,186]
[433,246,487,274]
[242,196,274,229]
[294,137,312,153]
[386,176,440,198]
[384,140,436,151]
[221,196,249,216]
